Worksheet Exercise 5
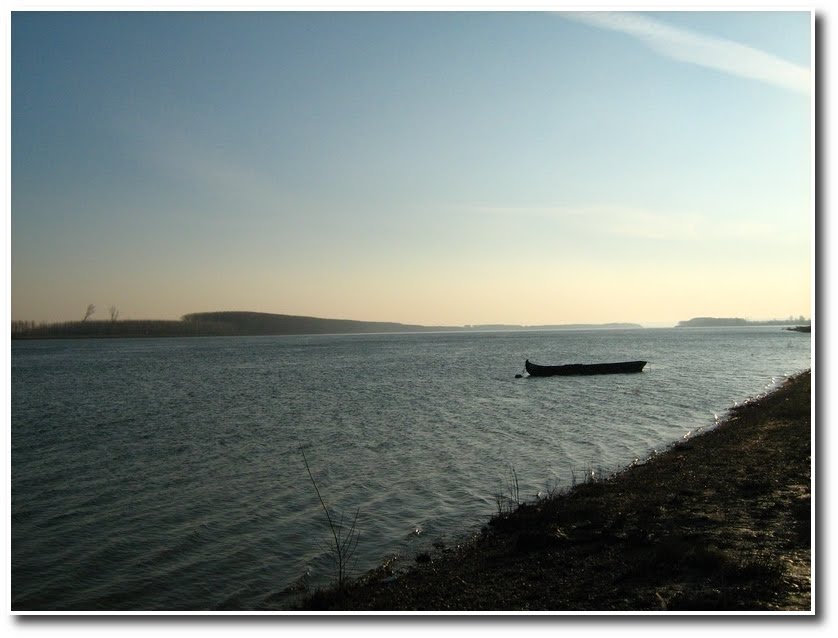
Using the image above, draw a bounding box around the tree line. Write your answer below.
[11,309,446,339]
[10,318,234,339]
[676,316,811,328]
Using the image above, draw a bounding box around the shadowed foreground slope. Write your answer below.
[287,371,811,612]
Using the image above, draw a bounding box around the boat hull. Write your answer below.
[525,359,646,377]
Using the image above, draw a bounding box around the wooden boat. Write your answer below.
[525,359,647,377]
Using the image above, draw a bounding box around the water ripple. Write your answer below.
[12,328,811,609]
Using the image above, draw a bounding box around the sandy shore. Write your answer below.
[281,371,812,612]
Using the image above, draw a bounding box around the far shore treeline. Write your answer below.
[11,312,438,339]
[676,316,811,328]
[11,311,644,340]
[9,311,811,340]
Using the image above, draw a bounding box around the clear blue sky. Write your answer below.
[11,10,812,326]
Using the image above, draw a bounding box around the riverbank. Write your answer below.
[283,370,812,612]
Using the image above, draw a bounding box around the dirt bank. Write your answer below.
[286,370,812,612]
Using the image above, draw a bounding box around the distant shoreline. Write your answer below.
[677,316,811,328]
[12,311,812,340]
[11,311,644,340]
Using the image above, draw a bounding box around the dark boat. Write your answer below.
[525,359,647,377]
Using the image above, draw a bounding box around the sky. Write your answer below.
[9,8,813,327]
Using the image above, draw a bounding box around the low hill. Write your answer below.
[181,311,458,336]
[11,312,462,339]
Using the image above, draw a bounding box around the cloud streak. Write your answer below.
[457,203,785,243]
[565,12,810,95]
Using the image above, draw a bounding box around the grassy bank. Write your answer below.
[283,371,812,612]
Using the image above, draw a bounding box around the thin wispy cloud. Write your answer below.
[457,203,783,243]
[565,12,810,95]
[462,204,695,241]
[122,119,288,214]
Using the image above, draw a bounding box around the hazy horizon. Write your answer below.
[9,306,811,332]
[11,10,813,327]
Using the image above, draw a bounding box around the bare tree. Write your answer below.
[109,305,119,322]
[83,304,95,322]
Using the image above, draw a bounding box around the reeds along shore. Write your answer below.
[286,370,812,612]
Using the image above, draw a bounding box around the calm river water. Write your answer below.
[11,327,811,610]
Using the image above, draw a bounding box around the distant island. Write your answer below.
[785,325,812,333]
[677,316,811,328]
[11,311,643,340]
